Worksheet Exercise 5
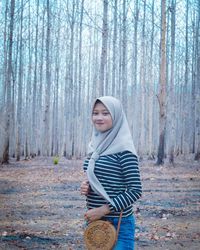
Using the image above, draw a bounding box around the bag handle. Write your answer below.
[116,211,123,239]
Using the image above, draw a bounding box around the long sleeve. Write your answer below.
[109,151,142,212]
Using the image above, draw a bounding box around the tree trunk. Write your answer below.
[25,0,33,160]
[169,0,176,164]
[32,0,39,156]
[38,7,45,156]
[130,0,139,142]
[16,0,24,161]
[44,0,51,156]
[182,0,190,155]
[52,7,61,156]
[112,0,118,96]
[138,0,146,155]
[99,0,108,96]
[2,0,9,107]
[195,1,200,160]
[148,0,155,157]
[2,0,15,164]
[122,0,128,113]
[156,0,167,165]
[78,0,84,115]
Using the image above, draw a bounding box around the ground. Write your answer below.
[0,156,199,250]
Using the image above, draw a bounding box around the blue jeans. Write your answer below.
[105,215,135,250]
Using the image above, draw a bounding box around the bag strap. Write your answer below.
[116,211,123,239]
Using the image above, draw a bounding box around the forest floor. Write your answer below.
[0,156,199,250]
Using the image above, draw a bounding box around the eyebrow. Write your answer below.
[93,109,109,111]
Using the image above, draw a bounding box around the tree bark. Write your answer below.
[130,0,139,141]
[16,0,24,161]
[2,0,15,164]
[148,0,155,157]
[99,0,108,96]
[122,0,128,113]
[32,0,39,156]
[182,0,190,155]
[44,0,51,156]
[169,0,176,164]
[156,0,167,165]
[194,1,200,160]
[112,0,118,97]
[2,0,9,107]
[138,0,146,155]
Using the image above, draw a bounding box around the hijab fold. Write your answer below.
[86,96,137,206]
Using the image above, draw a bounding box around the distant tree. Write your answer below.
[43,0,52,156]
[138,0,146,155]
[147,0,155,157]
[194,0,200,160]
[16,0,24,161]
[32,0,40,156]
[182,0,190,155]
[121,0,128,113]
[156,0,167,165]
[169,0,176,164]
[2,0,15,163]
[112,0,118,97]
[99,0,108,95]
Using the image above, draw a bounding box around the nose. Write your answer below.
[96,114,104,120]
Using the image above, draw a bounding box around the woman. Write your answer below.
[81,96,142,250]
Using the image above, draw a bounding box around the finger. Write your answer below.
[84,214,89,222]
[81,187,86,193]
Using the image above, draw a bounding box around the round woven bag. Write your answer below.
[84,220,117,250]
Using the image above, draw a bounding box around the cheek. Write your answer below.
[107,117,113,127]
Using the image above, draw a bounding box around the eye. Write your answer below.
[92,112,98,116]
[103,112,110,116]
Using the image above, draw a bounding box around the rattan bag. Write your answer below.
[84,220,117,250]
[84,212,122,250]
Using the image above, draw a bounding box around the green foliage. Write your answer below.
[53,156,59,165]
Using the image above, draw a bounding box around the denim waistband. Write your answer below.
[103,214,134,224]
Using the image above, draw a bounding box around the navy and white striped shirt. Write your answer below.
[83,150,142,217]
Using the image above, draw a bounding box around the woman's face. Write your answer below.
[92,102,113,132]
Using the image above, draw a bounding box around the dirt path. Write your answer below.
[0,157,199,249]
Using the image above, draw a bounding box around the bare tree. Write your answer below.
[43,0,52,156]
[2,0,9,107]
[182,0,190,155]
[122,0,128,113]
[16,0,24,161]
[130,0,139,146]
[78,0,85,114]
[32,0,40,156]
[156,0,167,165]
[2,0,15,163]
[99,0,108,96]
[194,0,200,160]
[112,0,118,97]
[168,0,176,164]
[147,0,155,158]
[138,0,146,155]
[52,4,61,156]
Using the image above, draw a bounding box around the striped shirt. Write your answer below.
[83,150,142,217]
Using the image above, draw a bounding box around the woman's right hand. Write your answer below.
[80,180,90,196]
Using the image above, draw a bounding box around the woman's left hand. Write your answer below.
[84,204,110,223]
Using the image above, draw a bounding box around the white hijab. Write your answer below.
[87,96,137,206]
